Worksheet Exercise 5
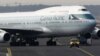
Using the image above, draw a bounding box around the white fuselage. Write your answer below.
[0,6,96,37]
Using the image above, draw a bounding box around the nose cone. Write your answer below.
[81,19,96,33]
[86,20,96,32]
[89,20,96,27]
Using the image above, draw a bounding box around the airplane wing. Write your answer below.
[0,25,50,34]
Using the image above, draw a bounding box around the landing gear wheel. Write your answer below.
[79,38,92,46]
[10,42,26,46]
[10,35,27,46]
[10,42,16,46]
[86,38,92,46]
[10,36,18,46]
[29,41,39,46]
[47,40,57,46]
[19,42,26,46]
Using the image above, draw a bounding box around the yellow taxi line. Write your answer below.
[7,48,12,56]
[77,48,95,56]
[57,39,94,56]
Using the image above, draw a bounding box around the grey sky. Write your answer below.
[0,0,99,6]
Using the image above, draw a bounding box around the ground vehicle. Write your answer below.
[69,38,80,48]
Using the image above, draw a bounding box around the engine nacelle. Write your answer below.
[92,27,100,38]
[0,30,10,42]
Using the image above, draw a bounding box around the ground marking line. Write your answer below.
[77,48,95,56]
[57,40,95,56]
[7,48,12,56]
[48,40,94,56]
[6,53,9,56]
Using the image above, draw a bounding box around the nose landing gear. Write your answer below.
[47,38,57,46]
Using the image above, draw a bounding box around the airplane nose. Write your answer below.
[83,20,96,32]
[88,20,96,28]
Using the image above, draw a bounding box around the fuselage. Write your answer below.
[0,6,96,37]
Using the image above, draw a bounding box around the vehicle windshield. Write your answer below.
[72,14,95,19]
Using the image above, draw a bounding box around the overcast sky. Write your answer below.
[0,0,99,6]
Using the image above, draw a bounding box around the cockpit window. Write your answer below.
[72,14,95,19]
[69,15,78,20]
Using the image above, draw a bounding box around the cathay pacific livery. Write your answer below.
[0,6,99,46]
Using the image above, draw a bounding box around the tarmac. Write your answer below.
[0,37,100,56]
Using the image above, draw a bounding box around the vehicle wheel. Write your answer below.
[70,44,73,48]
[76,44,79,48]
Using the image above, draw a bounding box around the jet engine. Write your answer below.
[92,27,100,39]
[0,30,10,42]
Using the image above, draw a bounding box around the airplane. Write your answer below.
[0,6,99,46]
